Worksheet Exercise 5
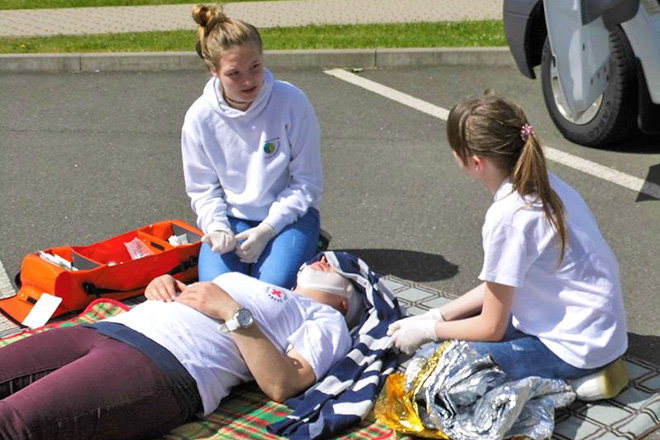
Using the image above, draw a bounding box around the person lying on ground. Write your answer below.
[0,254,357,440]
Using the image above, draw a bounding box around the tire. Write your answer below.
[541,26,638,147]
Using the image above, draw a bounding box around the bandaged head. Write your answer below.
[296,265,353,297]
[296,258,364,328]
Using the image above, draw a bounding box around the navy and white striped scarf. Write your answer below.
[268,251,406,440]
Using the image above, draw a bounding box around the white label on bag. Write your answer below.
[22,293,62,329]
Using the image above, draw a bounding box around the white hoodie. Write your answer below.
[181,69,323,234]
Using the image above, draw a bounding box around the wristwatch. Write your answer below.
[218,307,254,333]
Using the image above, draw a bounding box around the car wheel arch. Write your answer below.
[523,1,547,78]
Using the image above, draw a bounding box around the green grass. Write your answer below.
[0,21,506,54]
[0,0,265,10]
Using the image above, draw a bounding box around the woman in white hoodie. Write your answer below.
[182,4,323,288]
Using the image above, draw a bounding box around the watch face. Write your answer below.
[236,308,254,328]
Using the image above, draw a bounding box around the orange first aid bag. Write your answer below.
[0,220,203,323]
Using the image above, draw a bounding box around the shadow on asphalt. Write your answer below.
[339,248,459,283]
[636,163,660,202]
[627,333,660,366]
[580,133,660,154]
[616,133,660,154]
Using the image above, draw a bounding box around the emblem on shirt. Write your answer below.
[267,286,287,303]
[262,138,280,158]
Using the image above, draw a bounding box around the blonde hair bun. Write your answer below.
[192,3,263,68]
[192,4,227,31]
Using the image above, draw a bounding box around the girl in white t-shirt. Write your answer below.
[388,92,628,398]
[183,5,323,289]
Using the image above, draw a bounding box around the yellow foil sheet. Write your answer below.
[374,341,452,439]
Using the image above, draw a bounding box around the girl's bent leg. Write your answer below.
[468,329,601,380]
[198,217,251,281]
[0,328,191,440]
[254,208,320,289]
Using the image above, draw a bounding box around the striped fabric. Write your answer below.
[268,251,406,440]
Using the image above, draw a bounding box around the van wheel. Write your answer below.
[540,26,638,147]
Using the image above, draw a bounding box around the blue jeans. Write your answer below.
[419,322,602,381]
[468,323,602,380]
[198,208,320,289]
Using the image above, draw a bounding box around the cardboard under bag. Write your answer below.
[0,220,202,323]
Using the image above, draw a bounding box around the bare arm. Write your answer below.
[439,282,487,321]
[230,327,316,402]
[434,281,514,342]
[389,281,514,354]
[174,282,316,402]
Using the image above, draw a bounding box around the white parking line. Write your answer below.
[324,68,660,200]
[0,258,16,299]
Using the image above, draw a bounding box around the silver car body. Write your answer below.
[504,0,660,127]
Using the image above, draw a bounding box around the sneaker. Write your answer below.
[570,358,629,401]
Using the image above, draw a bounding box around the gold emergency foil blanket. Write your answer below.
[375,340,576,440]
[375,342,451,439]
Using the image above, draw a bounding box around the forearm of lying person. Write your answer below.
[231,325,317,402]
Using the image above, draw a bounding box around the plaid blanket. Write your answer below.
[0,298,409,440]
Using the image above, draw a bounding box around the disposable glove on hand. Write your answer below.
[202,230,237,254]
[387,318,438,355]
[401,308,445,323]
[235,222,276,263]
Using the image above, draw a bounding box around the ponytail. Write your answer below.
[447,92,569,265]
[512,132,568,265]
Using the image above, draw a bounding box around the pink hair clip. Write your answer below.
[520,123,535,142]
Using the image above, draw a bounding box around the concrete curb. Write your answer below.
[0,47,514,73]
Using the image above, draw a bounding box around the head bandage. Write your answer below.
[297,256,365,328]
[296,266,352,297]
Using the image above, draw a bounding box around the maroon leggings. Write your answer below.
[0,326,191,440]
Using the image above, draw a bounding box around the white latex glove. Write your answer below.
[235,222,276,263]
[202,230,237,254]
[386,308,443,336]
[387,318,439,355]
[402,308,445,323]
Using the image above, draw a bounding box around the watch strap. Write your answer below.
[218,317,238,333]
[218,307,252,333]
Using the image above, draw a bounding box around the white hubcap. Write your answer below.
[550,55,603,125]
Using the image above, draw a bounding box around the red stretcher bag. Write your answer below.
[0,220,202,323]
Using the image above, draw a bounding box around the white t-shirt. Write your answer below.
[479,173,627,369]
[106,272,351,415]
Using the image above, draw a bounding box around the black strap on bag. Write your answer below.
[82,256,199,298]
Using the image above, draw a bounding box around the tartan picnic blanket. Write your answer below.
[0,298,407,440]
[3,292,660,440]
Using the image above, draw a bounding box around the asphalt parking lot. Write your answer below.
[1,64,659,365]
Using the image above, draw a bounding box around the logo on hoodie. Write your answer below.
[263,138,280,158]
